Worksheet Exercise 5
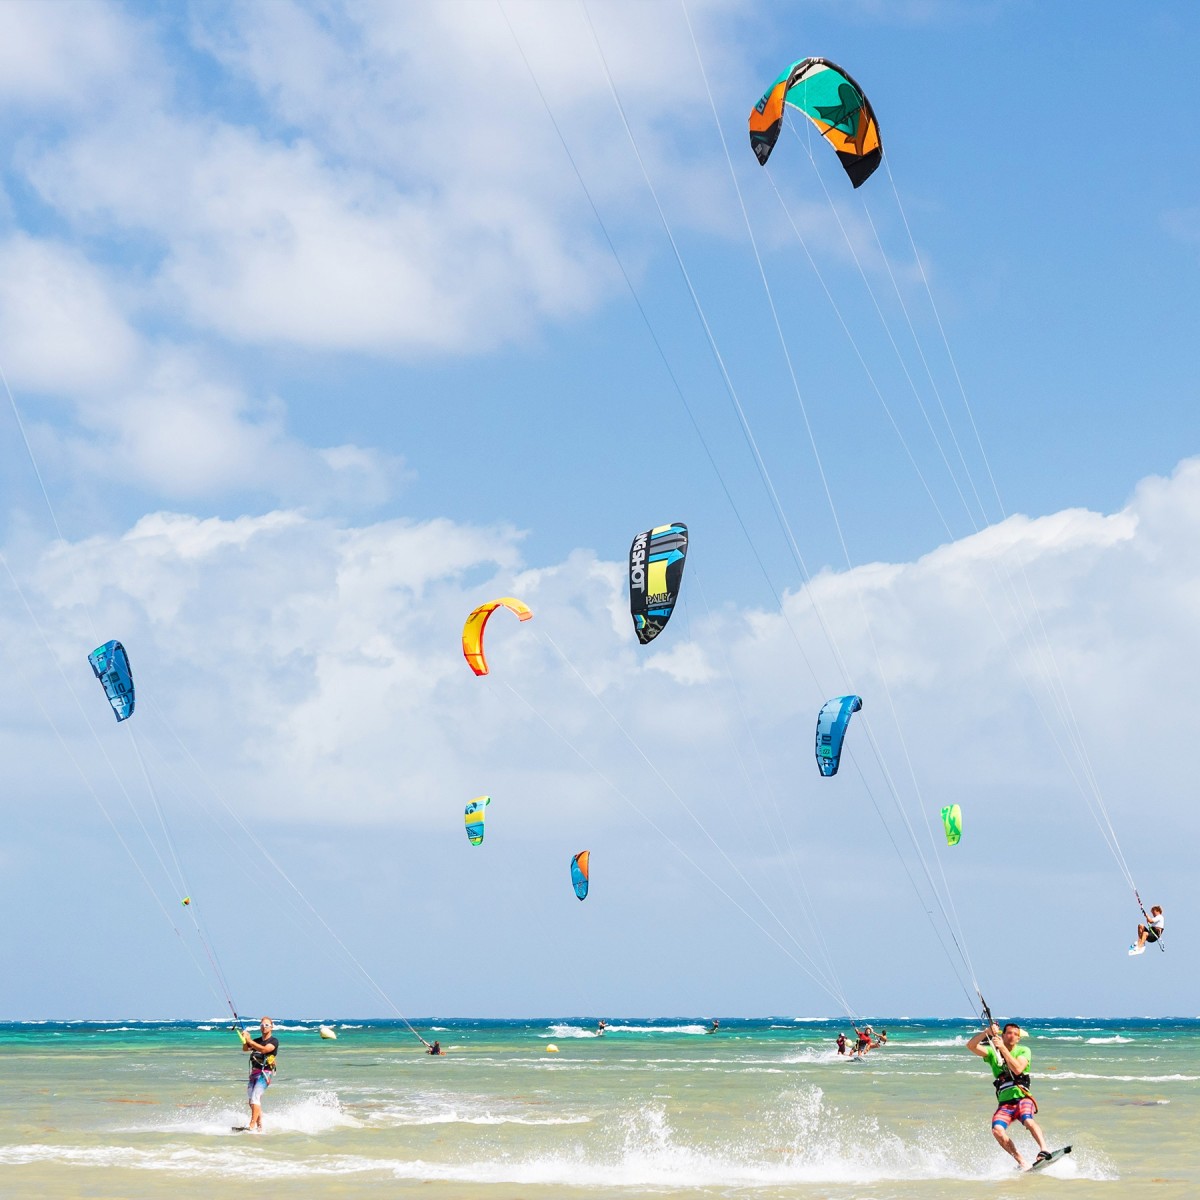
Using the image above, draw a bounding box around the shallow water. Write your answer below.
[1,1017,1196,1198]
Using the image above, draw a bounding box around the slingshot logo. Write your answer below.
[630,531,648,593]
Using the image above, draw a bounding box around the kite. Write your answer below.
[629,523,688,645]
[815,695,862,777]
[464,796,490,846]
[570,850,590,901]
[88,640,135,722]
[749,58,882,187]
[941,804,963,847]
[462,597,532,676]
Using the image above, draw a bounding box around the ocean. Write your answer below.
[0,1017,1195,1198]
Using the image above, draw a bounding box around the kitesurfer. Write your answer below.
[1130,906,1164,955]
[967,1022,1051,1170]
[877,1028,888,1045]
[427,1040,444,1056]
[836,1033,847,1055]
[853,1026,872,1056]
[707,1019,719,1034]
[597,1020,607,1035]
[239,1017,279,1132]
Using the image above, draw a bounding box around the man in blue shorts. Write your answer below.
[238,1016,279,1131]
[967,1022,1051,1170]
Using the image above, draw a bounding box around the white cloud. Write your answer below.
[0,1,140,108]
[0,231,401,504]
[0,234,141,394]
[20,0,752,355]
[4,457,1198,1015]
[9,459,1198,859]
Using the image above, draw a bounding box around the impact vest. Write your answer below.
[250,1036,278,1073]
[987,1044,1032,1100]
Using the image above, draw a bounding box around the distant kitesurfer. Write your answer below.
[967,1022,1051,1170]
[1130,906,1164,955]
[707,1019,719,1034]
[239,1016,278,1132]
[836,1033,847,1055]
[597,1020,607,1035]
[427,1040,444,1055]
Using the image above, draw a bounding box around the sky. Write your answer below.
[0,0,1196,1022]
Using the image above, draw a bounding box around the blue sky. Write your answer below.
[0,0,1196,1022]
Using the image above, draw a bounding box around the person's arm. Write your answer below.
[966,1027,994,1059]
[996,1042,1029,1077]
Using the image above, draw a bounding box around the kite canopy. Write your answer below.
[941,804,963,846]
[815,694,862,776]
[462,597,533,676]
[629,523,688,645]
[570,850,590,901]
[749,58,882,187]
[88,640,135,722]
[464,796,491,846]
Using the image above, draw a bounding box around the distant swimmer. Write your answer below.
[426,1040,444,1056]
[238,1016,279,1132]
[967,1022,1052,1171]
[836,1033,847,1055]
[707,1019,719,1034]
[597,1020,608,1036]
[1130,905,1164,955]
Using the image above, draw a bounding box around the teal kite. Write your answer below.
[749,58,882,187]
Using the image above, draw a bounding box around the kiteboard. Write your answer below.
[1027,1146,1071,1172]
[231,1125,252,1132]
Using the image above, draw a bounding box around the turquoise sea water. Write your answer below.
[0,1017,1196,1199]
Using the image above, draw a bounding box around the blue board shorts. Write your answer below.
[247,1070,272,1105]
[992,1097,1036,1127]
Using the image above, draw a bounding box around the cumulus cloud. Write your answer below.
[0,234,141,395]
[0,231,402,505]
[19,0,750,355]
[0,1,141,108]
[4,459,1198,1015]
[9,460,1198,858]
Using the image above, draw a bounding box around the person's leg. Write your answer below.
[1019,1110,1049,1153]
[248,1076,266,1130]
[991,1114,1026,1169]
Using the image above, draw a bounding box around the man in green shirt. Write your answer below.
[966,1022,1052,1170]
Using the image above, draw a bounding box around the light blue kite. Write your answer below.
[815,695,862,777]
[88,640,135,722]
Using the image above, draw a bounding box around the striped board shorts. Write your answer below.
[992,1097,1036,1127]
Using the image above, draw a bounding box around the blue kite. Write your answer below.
[88,640,135,722]
[570,850,590,901]
[815,695,861,776]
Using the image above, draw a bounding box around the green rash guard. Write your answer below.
[984,1043,1031,1103]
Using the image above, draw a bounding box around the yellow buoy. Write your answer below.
[546,1044,559,1053]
